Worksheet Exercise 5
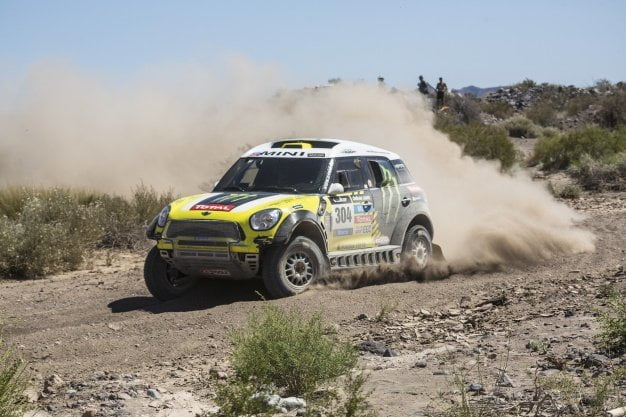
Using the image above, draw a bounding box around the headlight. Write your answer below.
[157,205,170,227]
[250,209,282,231]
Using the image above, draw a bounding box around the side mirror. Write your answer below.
[328,183,345,195]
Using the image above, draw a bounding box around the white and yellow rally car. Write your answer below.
[145,138,437,299]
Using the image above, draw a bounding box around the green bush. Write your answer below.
[213,379,274,417]
[534,126,626,170]
[231,305,357,396]
[0,184,175,279]
[525,100,557,127]
[565,95,594,117]
[0,322,30,417]
[446,95,481,125]
[569,152,626,191]
[548,182,582,199]
[480,100,514,119]
[597,90,626,128]
[515,78,536,91]
[502,115,542,138]
[0,190,104,278]
[596,289,626,355]
[440,123,517,170]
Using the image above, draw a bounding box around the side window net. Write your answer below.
[334,159,365,191]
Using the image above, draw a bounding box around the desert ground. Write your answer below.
[1,190,624,417]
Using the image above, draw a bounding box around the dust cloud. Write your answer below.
[0,60,595,269]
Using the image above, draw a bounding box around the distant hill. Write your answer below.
[454,85,507,97]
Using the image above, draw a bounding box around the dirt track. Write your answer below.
[1,192,625,417]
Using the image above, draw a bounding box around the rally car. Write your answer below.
[145,138,437,299]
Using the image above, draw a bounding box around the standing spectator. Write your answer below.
[436,77,448,108]
[417,75,428,95]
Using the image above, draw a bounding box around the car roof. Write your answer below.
[241,138,401,160]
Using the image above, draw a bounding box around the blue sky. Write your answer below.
[1,0,624,88]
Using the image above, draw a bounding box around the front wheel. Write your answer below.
[262,237,328,298]
[144,246,198,301]
[402,225,432,271]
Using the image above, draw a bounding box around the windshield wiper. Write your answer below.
[219,185,248,192]
[258,185,299,193]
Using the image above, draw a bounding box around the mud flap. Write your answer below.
[432,244,445,262]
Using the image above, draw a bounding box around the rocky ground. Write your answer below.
[1,192,625,417]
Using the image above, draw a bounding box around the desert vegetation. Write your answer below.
[212,305,373,417]
[0,185,174,279]
[0,318,29,417]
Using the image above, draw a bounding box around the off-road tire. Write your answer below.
[262,236,328,298]
[402,225,432,271]
[144,246,198,301]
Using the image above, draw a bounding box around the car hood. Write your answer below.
[168,192,316,221]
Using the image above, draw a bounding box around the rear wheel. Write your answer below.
[144,246,198,301]
[262,236,328,298]
[402,225,432,270]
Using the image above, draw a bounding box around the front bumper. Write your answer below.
[156,219,262,279]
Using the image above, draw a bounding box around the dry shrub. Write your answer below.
[569,153,626,191]
[534,126,626,170]
[502,116,542,138]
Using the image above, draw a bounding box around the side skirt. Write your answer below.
[328,245,402,270]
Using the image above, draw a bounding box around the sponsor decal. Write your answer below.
[330,196,350,204]
[341,149,356,154]
[351,194,368,202]
[333,228,353,237]
[307,152,325,158]
[256,150,307,157]
[191,203,235,211]
[354,214,373,224]
[354,225,372,234]
[292,204,304,209]
[190,193,266,211]
[394,163,406,170]
[375,236,390,246]
[354,204,373,213]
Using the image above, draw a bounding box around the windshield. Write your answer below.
[214,157,331,194]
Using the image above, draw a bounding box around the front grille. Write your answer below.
[165,220,241,241]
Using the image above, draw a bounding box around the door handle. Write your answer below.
[401,197,411,207]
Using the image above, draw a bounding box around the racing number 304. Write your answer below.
[334,206,352,225]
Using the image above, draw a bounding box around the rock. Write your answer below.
[117,392,132,400]
[107,323,121,331]
[433,370,449,376]
[279,396,307,410]
[539,368,561,377]
[266,394,281,406]
[585,353,610,368]
[448,308,461,316]
[414,360,427,368]
[147,388,161,399]
[468,383,484,393]
[43,374,65,394]
[359,340,388,355]
[82,410,97,417]
[383,348,398,357]
[356,313,368,320]
[216,371,228,379]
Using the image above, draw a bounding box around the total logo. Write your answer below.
[191,203,235,211]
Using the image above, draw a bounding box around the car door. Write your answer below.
[365,158,401,247]
[326,157,375,251]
